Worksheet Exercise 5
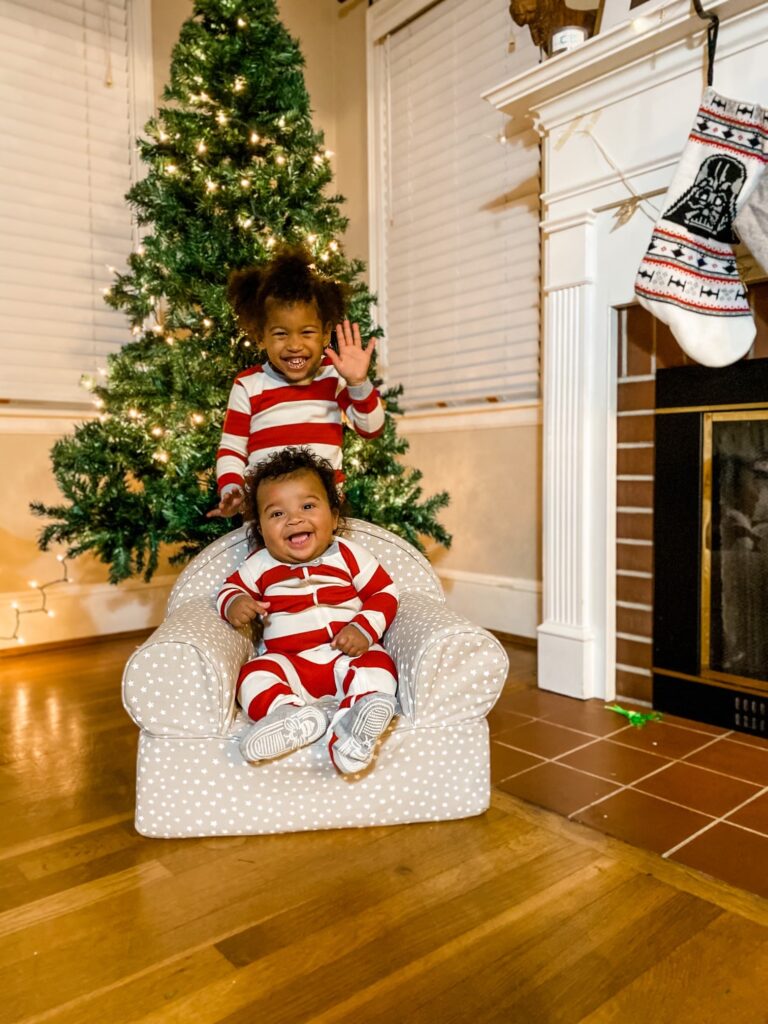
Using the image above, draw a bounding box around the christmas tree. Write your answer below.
[32,0,450,584]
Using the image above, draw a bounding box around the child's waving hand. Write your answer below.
[325,320,376,386]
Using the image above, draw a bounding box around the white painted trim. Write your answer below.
[436,568,541,639]
[3,574,176,608]
[396,401,541,433]
[0,404,97,435]
[0,574,175,649]
[483,0,764,127]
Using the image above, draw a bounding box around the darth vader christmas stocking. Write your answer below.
[635,88,768,367]
[734,164,768,275]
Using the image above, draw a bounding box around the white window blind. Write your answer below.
[0,0,136,406]
[380,0,540,411]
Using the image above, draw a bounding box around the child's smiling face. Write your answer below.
[261,299,330,384]
[256,469,339,564]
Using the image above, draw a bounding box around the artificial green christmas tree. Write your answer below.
[32,0,450,583]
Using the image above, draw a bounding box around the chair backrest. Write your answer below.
[167,518,443,614]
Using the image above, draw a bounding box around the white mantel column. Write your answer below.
[537,214,611,700]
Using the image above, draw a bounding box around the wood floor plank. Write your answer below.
[578,912,768,1024]
[0,812,532,1018]
[20,947,237,1024]
[0,860,171,941]
[3,635,768,1024]
[135,841,609,1024]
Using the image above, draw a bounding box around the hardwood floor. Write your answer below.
[1,637,768,1023]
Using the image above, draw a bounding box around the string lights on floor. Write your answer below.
[1,556,71,647]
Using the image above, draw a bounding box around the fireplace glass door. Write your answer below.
[703,411,768,686]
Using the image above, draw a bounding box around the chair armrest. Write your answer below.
[384,591,509,727]
[122,595,251,738]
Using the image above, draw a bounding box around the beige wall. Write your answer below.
[1,0,541,649]
[402,425,541,582]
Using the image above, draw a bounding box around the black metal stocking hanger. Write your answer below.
[692,0,720,86]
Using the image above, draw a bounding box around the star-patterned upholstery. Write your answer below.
[123,520,509,837]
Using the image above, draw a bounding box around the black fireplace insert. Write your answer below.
[653,359,768,735]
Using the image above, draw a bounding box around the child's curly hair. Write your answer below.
[245,447,343,551]
[227,245,349,339]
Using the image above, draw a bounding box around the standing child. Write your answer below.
[217,447,399,775]
[208,246,385,519]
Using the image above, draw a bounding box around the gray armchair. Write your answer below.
[123,519,508,837]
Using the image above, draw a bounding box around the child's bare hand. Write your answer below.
[325,320,376,386]
[226,595,270,628]
[331,624,370,657]
[207,488,244,518]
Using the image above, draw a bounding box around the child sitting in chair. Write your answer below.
[217,447,399,775]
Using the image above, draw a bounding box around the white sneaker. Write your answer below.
[240,704,329,762]
[329,694,397,775]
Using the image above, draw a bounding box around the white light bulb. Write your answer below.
[240,177,250,188]
[197,140,207,153]
[250,132,260,144]
[216,112,228,125]
[47,610,56,618]
[56,555,65,562]
[237,17,247,27]
[28,580,38,589]
[10,601,18,610]
[203,318,212,328]
[275,154,286,165]
[151,426,163,437]
[206,179,218,192]
[166,163,178,175]
[17,637,25,645]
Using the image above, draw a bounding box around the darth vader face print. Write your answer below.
[664,154,747,243]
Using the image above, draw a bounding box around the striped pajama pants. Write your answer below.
[237,643,398,726]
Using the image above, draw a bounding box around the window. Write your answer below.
[371,0,541,411]
[0,0,151,406]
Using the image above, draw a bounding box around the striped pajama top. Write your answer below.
[216,357,385,494]
[217,537,399,655]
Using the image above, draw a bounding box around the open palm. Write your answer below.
[325,320,376,385]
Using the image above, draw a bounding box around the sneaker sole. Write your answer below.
[241,706,328,762]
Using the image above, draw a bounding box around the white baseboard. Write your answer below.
[437,568,541,638]
[0,575,176,650]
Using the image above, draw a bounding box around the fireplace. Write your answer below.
[654,359,768,735]
[484,0,768,701]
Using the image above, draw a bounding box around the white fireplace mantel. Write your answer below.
[485,0,768,699]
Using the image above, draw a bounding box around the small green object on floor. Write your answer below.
[604,704,663,728]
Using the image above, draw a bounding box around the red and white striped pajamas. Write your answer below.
[217,537,399,726]
[216,357,385,494]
